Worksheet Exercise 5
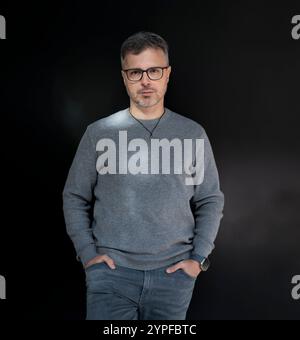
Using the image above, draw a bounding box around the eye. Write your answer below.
[149,68,160,74]
[129,70,141,76]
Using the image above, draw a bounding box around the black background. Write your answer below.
[0,0,300,320]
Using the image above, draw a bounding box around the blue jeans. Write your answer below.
[85,260,197,320]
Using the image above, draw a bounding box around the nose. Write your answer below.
[140,71,151,86]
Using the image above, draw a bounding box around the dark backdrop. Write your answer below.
[0,0,300,320]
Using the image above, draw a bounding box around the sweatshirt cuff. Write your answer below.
[77,246,99,267]
[190,253,206,264]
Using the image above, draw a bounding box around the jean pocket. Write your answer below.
[85,262,107,273]
[177,269,197,280]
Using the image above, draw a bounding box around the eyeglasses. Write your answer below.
[122,66,169,81]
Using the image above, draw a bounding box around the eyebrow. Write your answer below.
[123,66,164,71]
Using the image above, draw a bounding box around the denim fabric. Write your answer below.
[85,260,197,320]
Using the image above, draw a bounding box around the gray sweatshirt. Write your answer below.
[62,107,224,270]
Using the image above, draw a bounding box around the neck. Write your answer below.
[129,102,165,120]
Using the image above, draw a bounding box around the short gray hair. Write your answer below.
[120,31,169,68]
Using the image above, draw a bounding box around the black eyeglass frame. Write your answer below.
[122,66,170,81]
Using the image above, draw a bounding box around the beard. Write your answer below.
[132,91,164,108]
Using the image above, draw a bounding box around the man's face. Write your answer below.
[121,48,171,109]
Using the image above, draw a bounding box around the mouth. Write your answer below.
[140,91,154,95]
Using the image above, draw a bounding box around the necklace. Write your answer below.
[128,108,166,138]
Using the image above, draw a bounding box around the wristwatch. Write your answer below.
[190,254,211,271]
[199,257,210,272]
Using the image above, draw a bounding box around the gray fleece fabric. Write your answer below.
[62,107,224,270]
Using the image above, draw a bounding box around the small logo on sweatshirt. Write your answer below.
[0,15,6,39]
[95,131,205,185]
[0,275,6,299]
[291,275,300,300]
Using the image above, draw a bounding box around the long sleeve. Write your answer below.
[190,129,225,260]
[62,125,99,266]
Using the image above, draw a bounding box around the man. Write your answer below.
[62,31,224,320]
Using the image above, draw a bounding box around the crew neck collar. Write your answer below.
[126,107,171,123]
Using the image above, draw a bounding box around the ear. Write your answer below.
[166,66,171,82]
[121,70,126,84]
